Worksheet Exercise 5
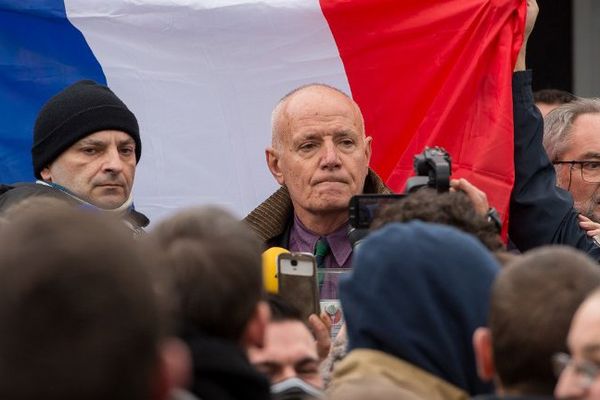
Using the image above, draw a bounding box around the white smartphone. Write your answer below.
[277,252,320,320]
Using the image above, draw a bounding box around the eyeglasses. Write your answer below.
[553,160,600,184]
[553,352,600,390]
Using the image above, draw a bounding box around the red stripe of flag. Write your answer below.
[320,0,526,232]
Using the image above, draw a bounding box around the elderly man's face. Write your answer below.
[40,130,136,209]
[267,87,371,222]
[555,295,600,400]
[555,113,600,222]
[248,320,323,389]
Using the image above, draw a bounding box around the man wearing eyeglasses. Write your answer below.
[509,0,600,257]
[545,102,600,224]
[554,289,600,399]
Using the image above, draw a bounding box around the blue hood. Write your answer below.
[340,221,500,395]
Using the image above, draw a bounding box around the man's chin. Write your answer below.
[89,195,128,210]
[308,195,351,214]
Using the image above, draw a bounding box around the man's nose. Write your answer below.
[555,368,586,399]
[320,140,341,169]
[277,365,297,382]
[102,147,124,173]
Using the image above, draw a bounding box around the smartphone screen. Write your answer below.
[277,253,319,321]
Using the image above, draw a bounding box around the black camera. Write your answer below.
[404,146,452,193]
[348,147,452,247]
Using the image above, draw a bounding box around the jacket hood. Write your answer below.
[340,221,500,395]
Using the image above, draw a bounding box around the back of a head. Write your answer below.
[490,246,600,395]
[1,195,73,221]
[149,206,264,342]
[534,89,577,107]
[371,188,504,252]
[340,221,500,396]
[0,208,162,400]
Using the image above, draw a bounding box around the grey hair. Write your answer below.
[543,98,600,160]
[270,83,363,149]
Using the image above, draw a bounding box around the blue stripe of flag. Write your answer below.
[0,0,106,182]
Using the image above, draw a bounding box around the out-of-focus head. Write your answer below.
[371,188,504,252]
[0,195,73,222]
[555,289,600,400]
[149,206,267,346]
[33,80,141,210]
[248,295,323,390]
[476,246,600,396]
[543,99,600,222]
[340,221,500,396]
[267,84,371,231]
[0,207,165,400]
[534,89,577,117]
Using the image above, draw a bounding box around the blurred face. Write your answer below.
[40,130,136,209]
[555,114,600,222]
[555,296,600,399]
[267,87,371,223]
[248,321,323,389]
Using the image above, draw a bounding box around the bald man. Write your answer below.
[245,84,390,267]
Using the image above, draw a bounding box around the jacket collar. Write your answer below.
[244,168,391,244]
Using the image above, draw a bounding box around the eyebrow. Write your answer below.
[294,357,319,368]
[333,129,358,137]
[77,139,106,147]
[77,138,135,147]
[255,361,282,370]
[578,152,600,160]
[581,343,600,357]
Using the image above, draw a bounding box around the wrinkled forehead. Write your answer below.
[287,87,362,123]
[274,86,365,141]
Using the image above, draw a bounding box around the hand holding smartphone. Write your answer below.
[277,252,320,321]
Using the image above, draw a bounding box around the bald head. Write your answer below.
[265,83,372,235]
[271,84,365,150]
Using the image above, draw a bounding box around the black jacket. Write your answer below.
[0,182,149,230]
[509,71,600,259]
[182,331,271,400]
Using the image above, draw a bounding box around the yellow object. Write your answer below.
[262,247,288,294]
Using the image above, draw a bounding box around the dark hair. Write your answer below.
[0,208,162,400]
[533,89,577,105]
[149,206,264,342]
[267,294,303,323]
[490,246,600,395]
[371,188,504,252]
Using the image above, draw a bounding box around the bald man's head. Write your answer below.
[265,83,371,233]
[271,84,365,150]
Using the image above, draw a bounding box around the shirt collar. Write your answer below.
[292,214,353,267]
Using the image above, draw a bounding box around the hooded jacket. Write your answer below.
[337,221,500,397]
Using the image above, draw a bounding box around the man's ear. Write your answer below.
[266,148,285,186]
[364,136,372,164]
[473,327,495,381]
[240,300,271,350]
[40,166,52,182]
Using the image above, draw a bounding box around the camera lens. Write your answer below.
[291,259,298,266]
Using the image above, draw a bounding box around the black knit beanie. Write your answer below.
[32,80,141,178]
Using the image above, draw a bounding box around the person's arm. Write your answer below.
[509,0,600,256]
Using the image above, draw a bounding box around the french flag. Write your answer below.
[0,0,524,225]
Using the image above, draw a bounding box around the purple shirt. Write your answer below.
[288,214,352,299]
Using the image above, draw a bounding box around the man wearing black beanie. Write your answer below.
[0,80,148,232]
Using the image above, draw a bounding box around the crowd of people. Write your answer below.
[2,0,600,399]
